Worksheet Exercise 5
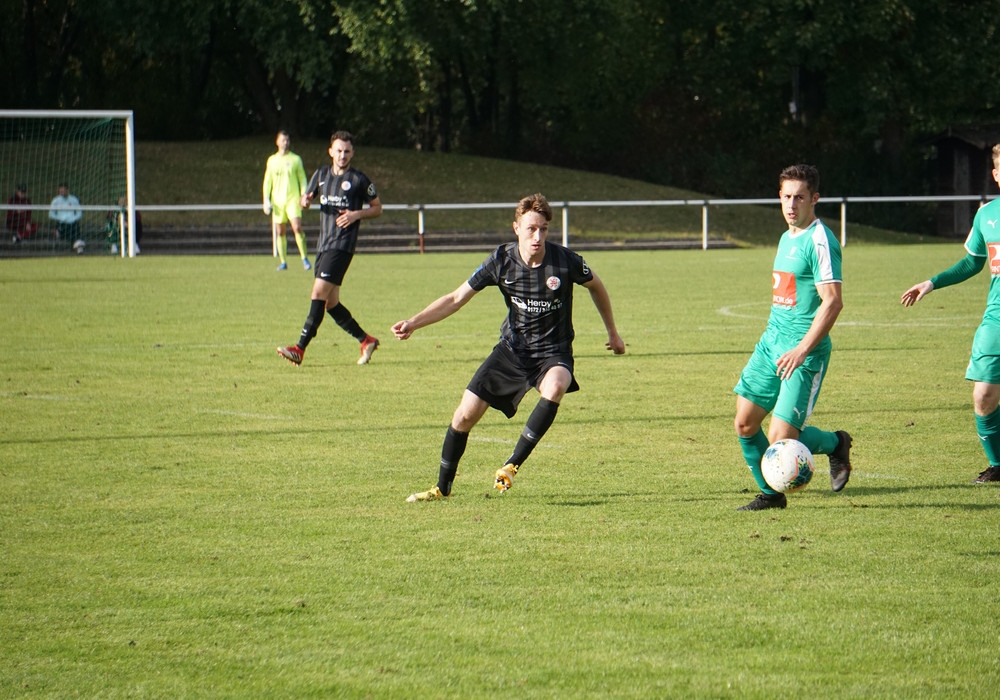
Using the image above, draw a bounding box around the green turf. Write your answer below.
[2,245,998,698]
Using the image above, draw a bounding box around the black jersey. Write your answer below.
[468,241,594,359]
[304,165,378,254]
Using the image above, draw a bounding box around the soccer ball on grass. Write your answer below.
[761,439,814,493]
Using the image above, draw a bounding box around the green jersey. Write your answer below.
[766,218,842,340]
[962,198,1000,325]
[263,151,307,207]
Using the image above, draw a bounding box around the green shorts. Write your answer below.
[272,199,303,225]
[966,322,1000,384]
[734,326,831,430]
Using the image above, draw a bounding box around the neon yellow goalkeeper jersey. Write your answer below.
[767,218,842,340]
[963,197,1000,325]
[262,151,307,207]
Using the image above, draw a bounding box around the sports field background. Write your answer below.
[2,245,998,697]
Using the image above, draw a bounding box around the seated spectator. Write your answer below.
[7,183,38,243]
[49,182,82,241]
[106,196,142,255]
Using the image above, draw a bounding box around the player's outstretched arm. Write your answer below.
[392,281,478,340]
[903,254,985,306]
[583,274,625,354]
[900,281,934,307]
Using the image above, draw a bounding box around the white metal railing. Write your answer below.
[138,194,1000,251]
[10,194,999,254]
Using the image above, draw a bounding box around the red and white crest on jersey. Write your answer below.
[546,276,561,290]
[989,243,1000,275]
[341,180,352,191]
[772,270,796,306]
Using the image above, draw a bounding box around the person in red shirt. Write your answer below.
[7,183,38,243]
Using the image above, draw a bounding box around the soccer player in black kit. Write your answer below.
[393,193,626,501]
[277,131,383,366]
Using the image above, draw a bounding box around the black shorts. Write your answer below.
[467,342,578,418]
[314,249,354,286]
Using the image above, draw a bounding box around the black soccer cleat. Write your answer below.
[973,466,1000,483]
[829,430,853,492]
[737,492,787,511]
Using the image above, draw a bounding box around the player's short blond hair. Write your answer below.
[991,144,1000,170]
[515,193,552,222]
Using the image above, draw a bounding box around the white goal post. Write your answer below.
[0,110,137,258]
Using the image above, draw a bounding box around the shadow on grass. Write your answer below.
[542,487,1000,511]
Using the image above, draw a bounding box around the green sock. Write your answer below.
[975,408,1000,466]
[739,430,777,495]
[799,426,839,455]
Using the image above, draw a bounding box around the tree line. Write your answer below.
[5,0,1000,228]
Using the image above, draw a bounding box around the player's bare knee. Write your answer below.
[451,411,477,432]
[973,382,1000,415]
[734,416,759,438]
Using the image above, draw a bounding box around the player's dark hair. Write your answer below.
[276,129,290,138]
[992,144,1000,170]
[331,130,354,146]
[779,164,820,194]
[515,193,552,222]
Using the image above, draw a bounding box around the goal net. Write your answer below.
[0,110,137,258]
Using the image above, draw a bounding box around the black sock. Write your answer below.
[507,398,559,467]
[327,303,367,342]
[437,426,469,496]
[298,299,327,349]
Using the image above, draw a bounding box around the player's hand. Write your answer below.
[335,209,354,229]
[606,333,626,355]
[775,349,805,380]
[392,320,413,340]
[300,194,312,209]
[263,202,272,215]
[900,281,933,307]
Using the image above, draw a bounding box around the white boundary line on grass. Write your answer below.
[196,409,288,420]
[717,302,979,326]
[0,392,72,400]
[470,436,561,450]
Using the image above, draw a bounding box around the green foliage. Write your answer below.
[2,246,998,696]
[6,0,1000,222]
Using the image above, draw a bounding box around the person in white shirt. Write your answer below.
[49,183,82,241]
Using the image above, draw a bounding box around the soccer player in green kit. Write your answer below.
[263,130,310,271]
[901,144,1000,484]
[734,164,853,510]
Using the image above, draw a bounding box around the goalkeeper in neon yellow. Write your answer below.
[262,130,310,271]
[733,164,853,511]
[902,143,1000,484]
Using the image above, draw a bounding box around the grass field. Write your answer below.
[2,245,998,697]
